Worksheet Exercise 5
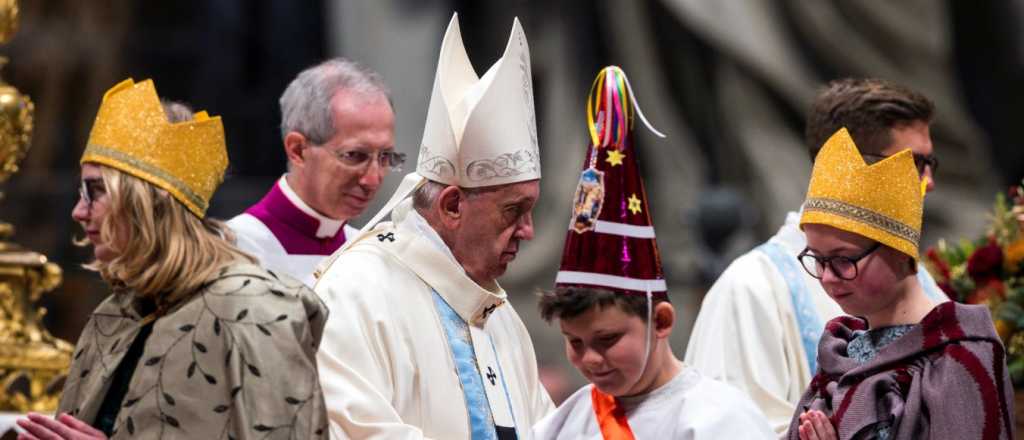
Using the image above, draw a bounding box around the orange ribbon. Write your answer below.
[590,387,636,440]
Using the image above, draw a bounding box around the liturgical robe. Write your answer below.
[532,365,774,439]
[228,176,358,287]
[314,199,554,439]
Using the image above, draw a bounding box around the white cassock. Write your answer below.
[683,211,948,434]
[227,175,358,287]
[532,365,774,439]
[314,199,554,439]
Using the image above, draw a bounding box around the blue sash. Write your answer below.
[431,290,517,440]
[757,242,824,374]
[917,267,947,302]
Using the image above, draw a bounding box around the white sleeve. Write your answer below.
[683,253,801,434]
[314,253,438,440]
[684,379,776,440]
[226,214,274,258]
[530,386,590,440]
[504,307,556,423]
[688,400,777,440]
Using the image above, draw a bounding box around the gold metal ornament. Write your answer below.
[0,0,17,45]
[0,57,32,202]
[0,0,74,413]
[0,247,72,412]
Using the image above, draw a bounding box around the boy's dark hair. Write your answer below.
[538,286,670,323]
[805,78,934,161]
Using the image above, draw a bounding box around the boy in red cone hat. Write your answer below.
[532,67,773,440]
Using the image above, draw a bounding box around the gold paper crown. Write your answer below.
[800,128,923,260]
[81,79,227,217]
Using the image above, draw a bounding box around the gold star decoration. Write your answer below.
[605,149,625,167]
[627,193,642,215]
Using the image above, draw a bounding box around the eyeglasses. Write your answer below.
[79,178,106,213]
[326,148,407,172]
[797,242,882,281]
[862,152,939,176]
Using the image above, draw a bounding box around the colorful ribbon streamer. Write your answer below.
[586,66,666,149]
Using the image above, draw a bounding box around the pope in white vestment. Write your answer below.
[317,200,553,439]
[684,211,947,434]
[314,14,554,439]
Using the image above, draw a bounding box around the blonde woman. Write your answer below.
[16,79,328,440]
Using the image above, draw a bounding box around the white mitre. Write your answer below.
[418,13,540,187]
[314,13,540,280]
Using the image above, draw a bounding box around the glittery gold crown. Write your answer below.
[81,79,227,217]
[800,128,923,260]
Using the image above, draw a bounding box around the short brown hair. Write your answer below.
[805,78,934,160]
[537,286,669,323]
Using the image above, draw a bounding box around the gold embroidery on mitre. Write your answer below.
[800,128,923,259]
[81,79,227,217]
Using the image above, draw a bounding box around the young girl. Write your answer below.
[789,128,1014,440]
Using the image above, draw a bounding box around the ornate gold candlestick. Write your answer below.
[0,0,73,413]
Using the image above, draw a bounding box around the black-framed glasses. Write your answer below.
[797,242,882,281]
[79,178,106,213]
[862,152,939,176]
[325,148,407,172]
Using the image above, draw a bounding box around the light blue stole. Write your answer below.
[757,242,824,374]
[431,290,518,440]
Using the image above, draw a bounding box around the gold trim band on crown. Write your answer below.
[83,145,208,213]
[803,197,920,246]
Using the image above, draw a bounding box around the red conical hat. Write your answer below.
[555,67,667,298]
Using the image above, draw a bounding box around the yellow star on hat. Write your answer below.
[628,193,642,214]
[605,149,625,167]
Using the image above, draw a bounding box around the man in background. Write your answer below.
[228,58,403,286]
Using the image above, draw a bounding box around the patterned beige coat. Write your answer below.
[58,263,329,439]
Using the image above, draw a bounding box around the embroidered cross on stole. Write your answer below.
[431,290,519,440]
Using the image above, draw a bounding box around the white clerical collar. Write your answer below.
[389,198,507,324]
[773,209,807,253]
[278,175,346,238]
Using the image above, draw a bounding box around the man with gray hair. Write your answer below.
[228,58,404,286]
[314,15,553,438]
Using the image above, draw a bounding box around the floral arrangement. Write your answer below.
[924,182,1024,386]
